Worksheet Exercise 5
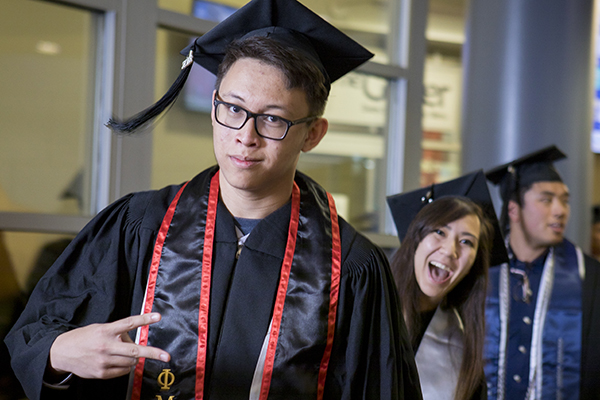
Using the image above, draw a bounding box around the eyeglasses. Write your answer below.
[213,92,315,140]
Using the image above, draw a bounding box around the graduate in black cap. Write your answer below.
[482,146,600,400]
[387,170,507,400]
[5,0,421,399]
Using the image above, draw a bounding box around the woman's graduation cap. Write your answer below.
[386,170,509,266]
[108,0,374,133]
[485,145,567,232]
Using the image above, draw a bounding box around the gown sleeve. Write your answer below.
[3,186,179,400]
[581,254,600,398]
[326,220,422,400]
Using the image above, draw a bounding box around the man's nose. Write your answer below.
[552,198,568,217]
[235,117,260,145]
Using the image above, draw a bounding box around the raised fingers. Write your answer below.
[108,313,162,336]
[108,314,171,363]
[113,341,171,363]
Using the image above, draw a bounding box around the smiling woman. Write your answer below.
[387,170,508,400]
[391,197,491,400]
[412,213,481,312]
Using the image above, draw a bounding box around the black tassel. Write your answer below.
[499,166,517,235]
[107,63,192,134]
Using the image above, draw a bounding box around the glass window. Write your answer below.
[301,73,388,232]
[151,29,216,189]
[0,0,98,216]
[159,0,196,14]
[421,54,462,185]
[0,231,75,296]
[420,0,468,185]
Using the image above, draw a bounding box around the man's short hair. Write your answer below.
[485,146,567,234]
[216,36,330,117]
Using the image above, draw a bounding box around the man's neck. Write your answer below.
[508,230,548,263]
[219,181,293,219]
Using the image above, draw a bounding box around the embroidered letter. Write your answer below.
[157,369,175,390]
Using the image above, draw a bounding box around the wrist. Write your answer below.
[47,333,69,378]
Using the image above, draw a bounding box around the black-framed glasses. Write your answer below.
[213,92,316,140]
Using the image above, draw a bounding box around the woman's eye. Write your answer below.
[460,239,474,247]
[434,229,445,236]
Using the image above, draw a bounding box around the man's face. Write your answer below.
[591,222,600,256]
[212,58,322,199]
[511,181,570,250]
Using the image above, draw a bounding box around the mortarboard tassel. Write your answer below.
[498,165,517,235]
[107,50,194,134]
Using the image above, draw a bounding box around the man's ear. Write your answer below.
[302,118,328,152]
[210,90,217,126]
[507,199,520,222]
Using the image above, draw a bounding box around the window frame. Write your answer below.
[0,0,428,249]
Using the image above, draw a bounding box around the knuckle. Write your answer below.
[97,356,110,371]
[98,323,113,336]
[129,346,140,358]
[95,341,110,354]
[125,317,137,331]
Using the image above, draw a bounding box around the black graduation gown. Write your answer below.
[581,254,600,399]
[5,170,421,400]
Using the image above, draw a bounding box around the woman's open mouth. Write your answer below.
[428,261,453,284]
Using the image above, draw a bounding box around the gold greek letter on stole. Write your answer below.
[157,368,175,390]
[155,396,175,400]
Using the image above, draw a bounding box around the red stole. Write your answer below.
[129,167,341,399]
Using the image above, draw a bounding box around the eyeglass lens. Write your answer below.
[215,102,288,139]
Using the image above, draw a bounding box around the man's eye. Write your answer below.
[265,115,282,124]
[228,105,243,114]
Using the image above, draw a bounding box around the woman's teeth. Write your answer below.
[430,261,449,271]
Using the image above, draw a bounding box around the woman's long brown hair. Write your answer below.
[391,196,492,400]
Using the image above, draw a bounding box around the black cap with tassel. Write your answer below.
[485,145,566,233]
[107,0,373,134]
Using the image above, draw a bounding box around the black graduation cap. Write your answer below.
[593,205,600,225]
[387,170,509,266]
[486,145,566,188]
[485,145,567,232]
[107,0,374,133]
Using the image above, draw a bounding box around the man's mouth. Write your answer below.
[549,223,564,233]
[231,155,260,167]
[428,261,453,284]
